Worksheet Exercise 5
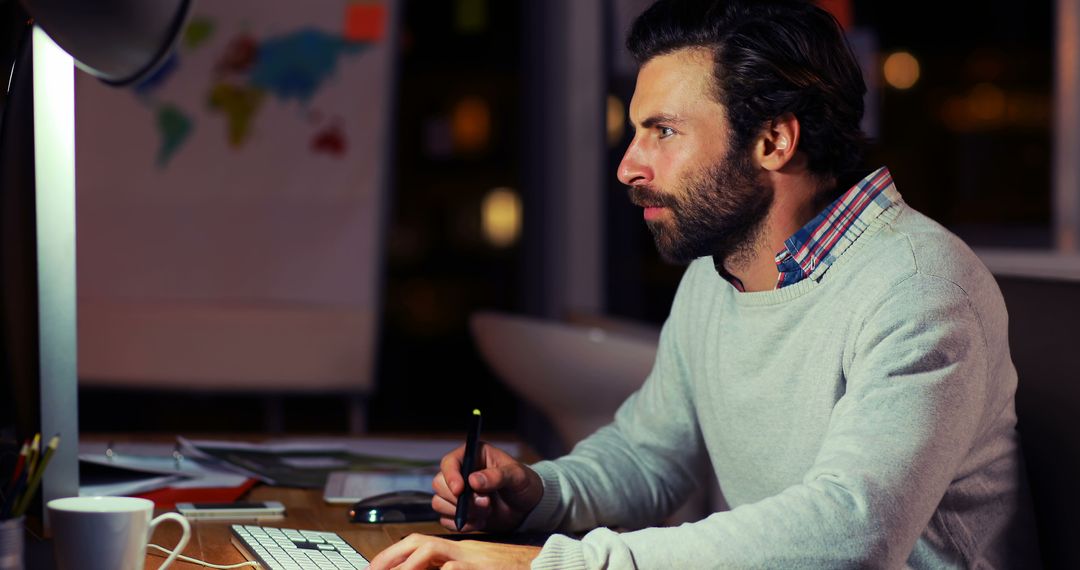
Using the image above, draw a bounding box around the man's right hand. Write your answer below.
[431,442,543,532]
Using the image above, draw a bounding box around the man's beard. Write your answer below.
[628,147,774,266]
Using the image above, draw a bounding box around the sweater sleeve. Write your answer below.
[519,261,710,534]
[530,272,1001,569]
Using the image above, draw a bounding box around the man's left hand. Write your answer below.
[368,533,540,570]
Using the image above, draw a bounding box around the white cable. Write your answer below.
[147,543,261,569]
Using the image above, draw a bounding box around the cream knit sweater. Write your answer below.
[523,194,1039,568]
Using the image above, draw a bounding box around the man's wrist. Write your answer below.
[517,462,563,531]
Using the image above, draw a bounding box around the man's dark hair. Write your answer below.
[627,0,867,180]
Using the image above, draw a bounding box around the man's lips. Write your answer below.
[643,206,667,221]
[627,186,672,220]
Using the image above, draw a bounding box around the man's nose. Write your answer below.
[617,139,652,187]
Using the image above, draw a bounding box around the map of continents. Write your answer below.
[135,4,383,168]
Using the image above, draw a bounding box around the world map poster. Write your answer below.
[74,1,399,391]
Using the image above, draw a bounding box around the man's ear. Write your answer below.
[754,113,801,171]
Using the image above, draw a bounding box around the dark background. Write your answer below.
[78,0,1056,447]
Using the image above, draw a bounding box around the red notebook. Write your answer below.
[135,477,259,509]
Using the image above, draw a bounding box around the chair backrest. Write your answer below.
[998,275,1080,569]
[469,311,658,448]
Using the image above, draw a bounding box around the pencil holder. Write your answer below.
[0,516,24,570]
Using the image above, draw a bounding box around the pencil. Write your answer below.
[12,434,59,518]
[24,433,40,481]
[6,441,29,491]
[455,409,482,531]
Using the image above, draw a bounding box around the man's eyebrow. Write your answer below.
[629,113,684,129]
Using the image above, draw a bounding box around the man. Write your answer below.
[370,0,1039,567]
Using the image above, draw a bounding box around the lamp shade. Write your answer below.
[19,0,192,85]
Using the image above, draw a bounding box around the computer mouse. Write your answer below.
[348,490,439,523]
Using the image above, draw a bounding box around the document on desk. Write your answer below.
[322,470,436,504]
[78,441,251,497]
[179,437,521,489]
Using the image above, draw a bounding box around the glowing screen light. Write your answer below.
[883,51,920,90]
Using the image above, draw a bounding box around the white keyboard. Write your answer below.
[230,524,370,569]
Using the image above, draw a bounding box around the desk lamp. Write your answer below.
[0,0,191,526]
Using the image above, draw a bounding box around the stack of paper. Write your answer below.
[78,441,252,499]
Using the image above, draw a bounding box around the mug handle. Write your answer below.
[148,512,191,569]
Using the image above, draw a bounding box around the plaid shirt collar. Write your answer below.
[718,167,898,292]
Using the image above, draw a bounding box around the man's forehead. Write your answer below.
[641,46,714,73]
[628,47,721,123]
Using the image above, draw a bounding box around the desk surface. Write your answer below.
[149,485,446,569]
[119,432,540,569]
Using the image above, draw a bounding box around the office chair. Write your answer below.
[998,275,1080,569]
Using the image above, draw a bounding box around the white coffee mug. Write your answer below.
[47,496,190,570]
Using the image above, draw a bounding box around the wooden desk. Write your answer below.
[147,485,446,568]
[54,433,532,569]
[125,431,541,569]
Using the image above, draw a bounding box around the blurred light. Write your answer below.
[452,96,491,153]
[455,0,487,34]
[968,82,1006,121]
[940,84,1047,133]
[481,187,522,248]
[883,51,920,90]
[606,94,626,147]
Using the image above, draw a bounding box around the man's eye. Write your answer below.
[658,126,675,138]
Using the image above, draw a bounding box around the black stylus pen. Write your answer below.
[455,408,482,531]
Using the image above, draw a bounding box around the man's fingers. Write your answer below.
[396,540,453,570]
[470,462,529,494]
[370,534,462,570]
[439,516,482,533]
[443,442,520,496]
[437,495,490,533]
[371,533,540,570]
[439,445,466,494]
[460,493,493,530]
[432,493,457,517]
[468,468,496,493]
[432,472,457,504]
[368,534,426,570]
